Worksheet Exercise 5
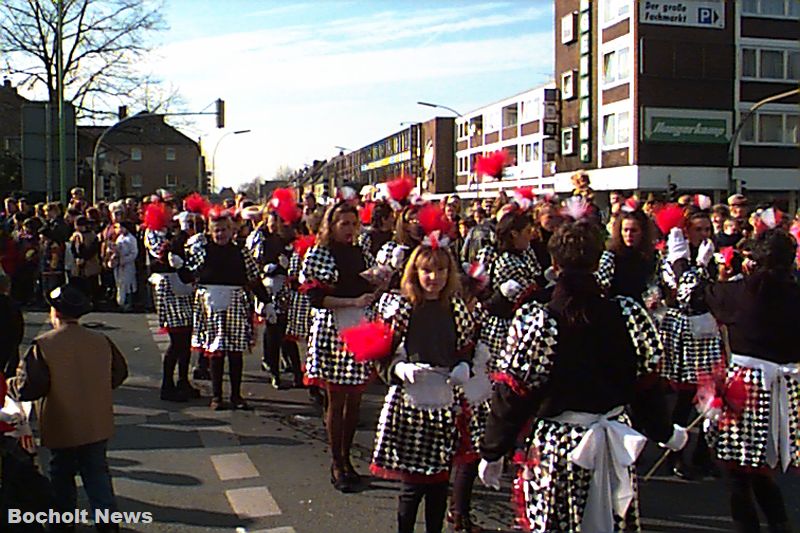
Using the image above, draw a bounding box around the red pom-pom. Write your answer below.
[340,320,394,362]
[387,175,415,202]
[720,246,735,267]
[654,203,685,235]
[207,204,233,221]
[475,150,509,180]
[724,372,749,417]
[292,234,316,259]
[184,193,210,216]
[143,202,171,231]
[269,188,302,224]
[359,202,374,225]
[418,203,453,237]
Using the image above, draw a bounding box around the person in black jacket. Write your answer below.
[479,221,686,533]
[0,272,23,376]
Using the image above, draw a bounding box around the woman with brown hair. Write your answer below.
[300,201,381,492]
[371,243,477,533]
[373,204,423,321]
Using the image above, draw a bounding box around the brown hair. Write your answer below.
[394,205,422,247]
[608,210,655,260]
[317,202,358,247]
[400,246,460,307]
[548,221,604,325]
[496,208,532,253]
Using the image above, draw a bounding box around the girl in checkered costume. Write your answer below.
[480,221,686,533]
[679,228,799,532]
[370,243,479,533]
[659,207,725,478]
[300,201,381,492]
[182,207,271,411]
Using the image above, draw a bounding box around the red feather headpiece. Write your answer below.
[269,188,302,224]
[475,150,509,180]
[340,320,394,362]
[654,203,685,236]
[387,175,415,203]
[720,246,736,267]
[183,193,210,216]
[207,204,233,221]
[694,194,712,211]
[754,207,782,236]
[292,234,316,259]
[512,187,535,210]
[418,203,453,237]
[143,201,171,231]
[359,202,375,225]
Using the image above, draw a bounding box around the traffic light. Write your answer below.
[215,99,225,128]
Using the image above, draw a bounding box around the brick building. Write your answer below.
[0,79,27,195]
[552,0,799,208]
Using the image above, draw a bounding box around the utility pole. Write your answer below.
[56,0,67,203]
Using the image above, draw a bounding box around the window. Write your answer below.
[602,111,630,149]
[741,111,800,144]
[602,0,630,25]
[165,175,178,187]
[759,114,784,142]
[561,70,576,100]
[131,147,142,161]
[742,0,800,17]
[130,175,142,189]
[523,143,532,162]
[561,128,575,155]
[603,47,631,86]
[165,147,176,161]
[741,46,799,81]
[561,13,576,44]
[532,142,541,161]
[787,115,799,143]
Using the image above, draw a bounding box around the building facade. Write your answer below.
[454,84,560,198]
[552,0,799,207]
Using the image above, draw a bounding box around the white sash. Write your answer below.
[149,272,193,296]
[548,406,648,533]
[203,285,238,312]
[687,312,719,339]
[403,368,454,410]
[731,353,800,472]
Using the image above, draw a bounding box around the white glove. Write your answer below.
[473,342,491,369]
[500,279,524,300]
[264,263,278,275]
[167,252,184,269]
[390,245,406,270]
[449,362,470,385]
[478,458,503,490]
[0,410,23,427]
[394,362,431,384]
[696,239,715,267]
[659,424,689,452]
[262,303,277,324]
[666,227,690,264]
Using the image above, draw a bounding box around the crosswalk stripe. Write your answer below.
[225,487,282,518]
[211,452,260,481]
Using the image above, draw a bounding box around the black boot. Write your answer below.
[160,386,189,402]
[177,379,201,399]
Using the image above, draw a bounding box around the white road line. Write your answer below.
[225,486,282,518]
[238,528,297,533]
[210,452,260,481]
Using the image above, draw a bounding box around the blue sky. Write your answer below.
[148,0,555,189]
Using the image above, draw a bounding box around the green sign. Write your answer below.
[645,116,730,144]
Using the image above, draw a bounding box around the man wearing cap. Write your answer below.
[7,282,128,532]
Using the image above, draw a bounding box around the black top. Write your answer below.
[531,230,552,271]
[258,231,292,276]
[367,229,393,258]
[705,272,800,365]
[610,248,656,303]
[307,243,372,308]
[198,242,250,286]
[403,300,458,368]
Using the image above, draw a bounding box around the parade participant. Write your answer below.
[660,205,724,478]
[7,282,128,532]
[371,240,476,533]
[692,227,799,533]
[183,205,268,410]
[596,207,659,305]
[479,221,687,533]
[358,201,394,258]
[300,201,381,491]
[112,221,138,312]
[374,204,423,318]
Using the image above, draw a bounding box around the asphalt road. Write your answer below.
[15,310,800,533]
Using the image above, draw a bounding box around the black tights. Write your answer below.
[451,459,479,516]
[398,481,448,533]
[161,329,192,390]
[325,389,362,469]
[210,352,244,401]
[727,469,789,532]
[263,317,302,381]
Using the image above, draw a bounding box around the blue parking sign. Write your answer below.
[698,7,718,24]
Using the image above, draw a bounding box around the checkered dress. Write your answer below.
[479,248,542,366]
[658,266,724,385]
[245,227,293,315]
[186,239,260,355]
[706,360,800,470]
[375,240,410,271]
[146,229,194,330]
[285,252,311,340]
[301,245,375,388]
[371,295,477,481]
[497,297,662,532]
[595,249,616,293]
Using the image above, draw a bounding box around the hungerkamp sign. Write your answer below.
[643,108,732,144]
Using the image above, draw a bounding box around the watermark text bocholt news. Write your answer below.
[8,509,154,526]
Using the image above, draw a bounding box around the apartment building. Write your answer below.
[553,0,799,206]
[454,84,559,198]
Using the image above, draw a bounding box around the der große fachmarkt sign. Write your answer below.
[640,0,725,29]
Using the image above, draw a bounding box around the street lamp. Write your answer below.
[417,101,463,117]
[211,129,251,192]
[727,87,800,194]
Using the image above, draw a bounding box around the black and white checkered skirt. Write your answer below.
[305,307,374,389]
[371,385,458,483]
[658,309,724,385]
[151,273,194,330]
[454,391,492,464]
[479,314,512,373]
[191,286,253,355]
[706,361,800,469]
[285,289,311,340]
[517,416,641,532]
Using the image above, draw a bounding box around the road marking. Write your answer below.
[225,486,282,518]
[238,528,297,533]
[211,452,260,481]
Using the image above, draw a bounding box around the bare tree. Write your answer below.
[0,0,166,119]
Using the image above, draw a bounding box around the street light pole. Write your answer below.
[417,101,463,117]
[56,0,67,203]
[211,129,252,192]
[727,87,800,195]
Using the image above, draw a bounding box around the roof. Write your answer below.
[78,112,198,147]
